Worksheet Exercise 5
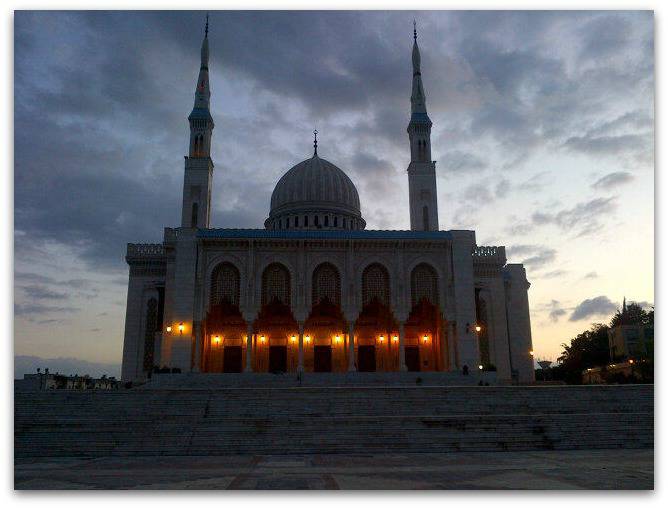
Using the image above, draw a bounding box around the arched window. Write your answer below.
[410,263,439,307]
[312,263,341,306]
[343,218,347,229]
[303,215,308,227]
[362,263,390,307]
[143,297,158,373]
[262,263,291,306]
[324,215,329,227]
[294,216,298,227]
[210,262,241,308]
[314,215,320,227]
[191,202,199,228]
[334,216,338,227]
[422,206,429,231]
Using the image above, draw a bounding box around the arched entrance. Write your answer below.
[404,263,445,372]
[356,263,398,372]
[304,263,346,372]
[253,263,297,373]
[203,262,246,373]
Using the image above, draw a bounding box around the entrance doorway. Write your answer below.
[223,346,242,373]
[358,345,376,372]
[314,345,332,372]
[269,346,287,373]
[405,346,420,372]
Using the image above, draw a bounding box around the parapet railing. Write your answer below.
[472,245,507,265]
[126,243,165,258]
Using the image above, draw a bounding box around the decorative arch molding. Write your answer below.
[203,253,247,310]
[311,262,342,307]
[410,262,440,308]
[261,262,292,307]
[353,254,397,308]
[209,262,241,309]
[361,262,391,308]
[255,256,298,310]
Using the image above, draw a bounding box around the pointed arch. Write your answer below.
[209,262,241,308]
[410,262,439,307]
[362,263,391,307]
[261,263,291,307]
[312,262,341,306]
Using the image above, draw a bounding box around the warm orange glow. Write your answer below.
[213,335,221,344]
[291,335,296,343]
[629,359,635,364]
[475,325,482,333]
[166,326,172,333]
[260,335,266,343]
[178,323,184,333]
[379,335,384,343]
[423,335,429,343]
[335,335,341,343]
[392,335,398,342]
[529,350,534,356]
[305,335,311,343]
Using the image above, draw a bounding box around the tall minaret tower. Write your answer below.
[407,22,439,231]
[181,15,214,229]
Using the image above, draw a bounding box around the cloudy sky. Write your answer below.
[14,10,654,375]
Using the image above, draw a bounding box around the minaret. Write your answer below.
[407,22,439,231]
[181,15,214,229]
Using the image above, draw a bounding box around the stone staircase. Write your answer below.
[14,385,653,458]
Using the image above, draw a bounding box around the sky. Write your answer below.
[13,10,654,376]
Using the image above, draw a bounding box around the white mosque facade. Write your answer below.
[121,22,535,383]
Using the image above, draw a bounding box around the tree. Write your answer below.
[555,323,610,384]
[609,301,648,327]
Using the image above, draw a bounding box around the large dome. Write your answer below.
[265,153,366,230]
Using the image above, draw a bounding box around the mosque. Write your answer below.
[121,20,535,383]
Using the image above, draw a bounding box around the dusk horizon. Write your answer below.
[14,10,654,375]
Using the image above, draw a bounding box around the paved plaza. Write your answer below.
[14,449,653,490]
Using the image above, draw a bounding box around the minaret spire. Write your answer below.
[313,129,318,156]
[182,16,215,229]
[406,22,439,232]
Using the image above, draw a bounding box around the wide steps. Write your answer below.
[14,385,653,458]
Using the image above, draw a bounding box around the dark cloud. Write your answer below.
[506,244,557,269]
[20,285,69,301]
[592,171,634,190]
[531,196,617,237]
[14,303,79,317]
[440,150,487,173]
[569,296,618,321]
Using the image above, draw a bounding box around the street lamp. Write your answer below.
[178,323,184,335]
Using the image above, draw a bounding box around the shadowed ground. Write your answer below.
[15,449,653,490]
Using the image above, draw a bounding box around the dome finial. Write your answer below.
[313,128,318,156]
[413,19,417,41]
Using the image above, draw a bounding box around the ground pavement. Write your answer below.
[14,449,653,490]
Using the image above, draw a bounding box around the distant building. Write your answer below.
[15,370,120,391]
[608,300,654,360]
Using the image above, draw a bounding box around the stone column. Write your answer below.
[439,324,448,372]
[348,321,356,372]
[245,322,253,373]
[399,321,407,371]
[298,322,305,373]
[192,323,201,372]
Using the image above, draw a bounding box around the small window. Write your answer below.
[334,216,338,227]
[294,216,298,227]
[325,215,329,227]
[343,218,347,229]
[191,202,199,228]
[304,215,308,227]
[315,215,320,227]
